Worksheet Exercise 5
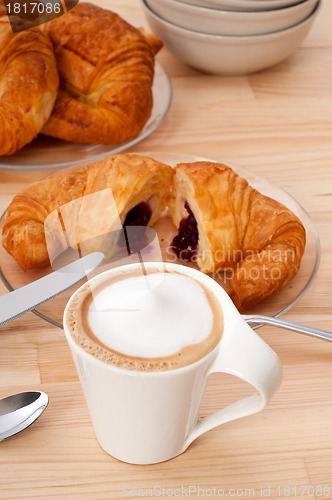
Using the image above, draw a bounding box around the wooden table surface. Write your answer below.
[1,1,332,498]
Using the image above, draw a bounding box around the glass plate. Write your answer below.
[0,152,320,329]
[0,63,172,170]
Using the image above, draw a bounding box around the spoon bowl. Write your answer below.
[0,391,48,441]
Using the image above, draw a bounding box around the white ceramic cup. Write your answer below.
[63,262,283,464]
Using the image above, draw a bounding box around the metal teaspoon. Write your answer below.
[243,315,332,343]
[0,391,48,441]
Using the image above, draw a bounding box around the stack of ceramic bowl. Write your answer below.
[140,0,321,75]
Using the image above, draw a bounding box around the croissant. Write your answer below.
[169,162,306,311]
[2,154,173,271]
[40,2,162,145]
[0,19,59,155]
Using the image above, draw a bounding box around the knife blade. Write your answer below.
[0,252,104,327]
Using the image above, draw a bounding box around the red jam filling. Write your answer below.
[122,202,152,255]
[124,202,152,227]
[172,202,198,262]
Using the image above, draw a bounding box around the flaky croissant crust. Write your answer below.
[40,2,162,145]
[169,162,306,311]
[1,156,306,311]
[2,154,173,271]
[0,20,59,155]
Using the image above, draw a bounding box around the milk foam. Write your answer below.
[88,273,214,358]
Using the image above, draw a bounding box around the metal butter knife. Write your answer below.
[0,252,104,327]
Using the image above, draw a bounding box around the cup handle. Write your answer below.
[183,315,283,450]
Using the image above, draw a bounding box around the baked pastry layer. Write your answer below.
[0,18,59,155]
[2,154,173,271]
[169,161,306,310]
[1,154,307,311]
[41,2,162,145]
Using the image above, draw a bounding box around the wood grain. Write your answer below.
[0,0,332,498]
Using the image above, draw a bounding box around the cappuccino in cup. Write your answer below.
[65,267,224,371]
[64,262,282,464]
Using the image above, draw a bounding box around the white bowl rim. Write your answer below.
[141,0,321,41]
[173,0,308,10]
[147,0,317,18]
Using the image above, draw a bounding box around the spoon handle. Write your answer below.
[242,315,332,343]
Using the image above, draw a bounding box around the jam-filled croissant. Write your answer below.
[169,161,306,311]
[2,154,173,271]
